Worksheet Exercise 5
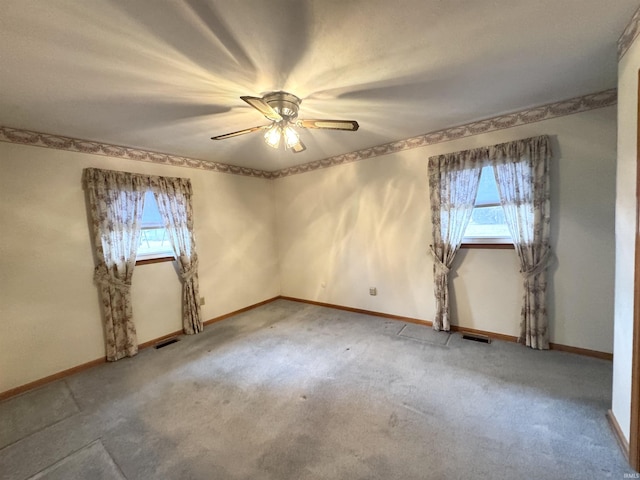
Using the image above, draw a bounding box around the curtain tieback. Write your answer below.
[180,258,198,282]
[429,246,450,274]
[94,264,131,293]
[521,247,551,279]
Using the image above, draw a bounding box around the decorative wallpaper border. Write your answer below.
[270,88,617,178]
[0,126,273,178]
[619,5,640,60]
[0,88,617,180]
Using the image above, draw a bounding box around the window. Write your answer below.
[462,165,512,245]
[136,191,174,260]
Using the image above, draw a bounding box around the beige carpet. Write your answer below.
[0,299,631,479]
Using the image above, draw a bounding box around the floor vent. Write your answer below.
[462,333,491,344]
[154,338,179,349]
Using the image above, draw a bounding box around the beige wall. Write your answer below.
[0,142,280,393]
[275,106,617,351]
[612,36,640,442]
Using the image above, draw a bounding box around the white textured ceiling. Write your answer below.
[0,0,637,171]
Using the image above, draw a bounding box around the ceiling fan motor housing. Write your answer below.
[263,91,301,121]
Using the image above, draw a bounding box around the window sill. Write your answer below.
[460,243,514,249]
[135,256,175,266]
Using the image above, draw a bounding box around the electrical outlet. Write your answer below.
[369,287,377,296]
[200,297,205,305]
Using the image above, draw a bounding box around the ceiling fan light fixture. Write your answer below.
[213,91,358,154]
[283,125,299,149]
[264,123,281,148]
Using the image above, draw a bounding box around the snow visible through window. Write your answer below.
[463,166,511,243]
[137,191,174,259]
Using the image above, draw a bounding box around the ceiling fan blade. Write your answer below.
[240,96,282,122]
[291,140,306,153]
[210,125,267,140]
[298,119,359,131]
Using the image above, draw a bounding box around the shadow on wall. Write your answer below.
[279,157,430,316]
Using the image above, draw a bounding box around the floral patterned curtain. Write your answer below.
[428,135,552,346]
[428,150,483,330]
[83,168,146,361]
[491,135,552,349]
[151,177,203,335]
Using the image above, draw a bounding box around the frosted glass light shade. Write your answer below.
[283,126,299,149]
[264,124,281,148]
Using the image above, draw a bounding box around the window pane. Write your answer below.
[137,227,174,257]
[137,192,173,259]
[463,166,511,242]
[464,206,511,239]
[141,191,164,227]
[475,165,500,206]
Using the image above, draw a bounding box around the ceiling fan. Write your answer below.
[211,91,359,153]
